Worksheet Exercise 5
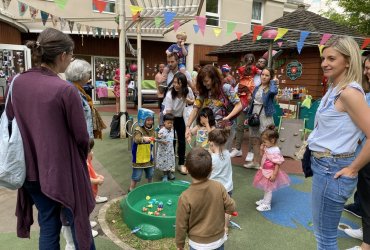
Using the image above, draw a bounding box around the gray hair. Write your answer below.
[65,59,91,82]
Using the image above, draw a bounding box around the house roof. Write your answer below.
[210,7,364,55]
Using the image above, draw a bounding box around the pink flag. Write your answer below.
[173,20,180,32]
[277,41,283,47]
[361,38,370,49]
[235,32,243,41]
[320,33,332,45]
[196,16,207,35]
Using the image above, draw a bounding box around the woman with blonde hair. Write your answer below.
[307,37,370,249]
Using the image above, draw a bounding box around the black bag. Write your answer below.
[301,146,313,178]
[110,112,128,139]
[247,105,263,127]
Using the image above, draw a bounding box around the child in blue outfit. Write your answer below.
[129,108,156,192]
[166,31,188,66]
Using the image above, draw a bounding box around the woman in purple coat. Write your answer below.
[6,28,95,249]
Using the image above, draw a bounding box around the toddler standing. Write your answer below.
[187,107,216,149]
[253,125,290,211]
[156,114,176,181]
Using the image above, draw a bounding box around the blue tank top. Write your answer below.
[308,82,365,154]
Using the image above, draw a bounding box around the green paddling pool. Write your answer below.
[120,181,190,240]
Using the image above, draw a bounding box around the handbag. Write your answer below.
[247,105,263,127]
[0,74,26,189]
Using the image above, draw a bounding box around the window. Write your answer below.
[251,0,263,24]
[92,0,116,14]
[205,0,220,26]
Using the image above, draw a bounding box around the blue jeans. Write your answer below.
[131,167,154,182]
[190,243,224,250]
[24,181,95,250]
[311,156,358,250]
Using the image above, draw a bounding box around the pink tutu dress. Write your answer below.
[253,146,290,192]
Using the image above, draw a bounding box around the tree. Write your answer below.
[321,0,370,35]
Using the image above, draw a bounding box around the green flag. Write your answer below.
[155,17,162,28]
[54,0,68,9]
[226,22,236,35]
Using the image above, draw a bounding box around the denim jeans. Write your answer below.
[131,167,154,182]
[190,243,224,250]
[311,156,358,250]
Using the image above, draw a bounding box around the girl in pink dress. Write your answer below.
[253,125,290,211]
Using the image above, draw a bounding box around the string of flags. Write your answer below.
[2,0,369,54]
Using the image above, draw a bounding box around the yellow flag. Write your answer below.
[274,28,288,41]
[213,27,222,37]
[130,5,143,15]
[318,45,325,56]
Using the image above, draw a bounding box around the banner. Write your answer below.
[253,25,264,42]
[173,20,180,32]
[54,0,68,9]
[18,1,28,16]
[41,11,49,26]
[274,28,288,41]
[164,11,176,26]
[213,27,222,37]
[226,22,236,35]
[319,33,332,45]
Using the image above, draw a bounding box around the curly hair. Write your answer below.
[196,64,223,98]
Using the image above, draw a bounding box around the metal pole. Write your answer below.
[267,42,273,68]
[137,20,142,109]
[119,0,127,138]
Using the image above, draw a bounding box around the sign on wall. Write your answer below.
[286,60,302,80]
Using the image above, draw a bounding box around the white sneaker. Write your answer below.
[346,247,362,250]
[245,152,254,162]
[344,228,363,240]
[230,148,242,157]
[255,199,265,206]
[90,221,97,228]
[243,162,260,169]
[256,203,271,211]
[92,229,98,238]
[95,196,108,204]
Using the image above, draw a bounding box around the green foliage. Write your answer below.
[321,0,370,35]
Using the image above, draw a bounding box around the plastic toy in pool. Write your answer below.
[120,180,190,240]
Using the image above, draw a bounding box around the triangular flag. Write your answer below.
[132,12,140,21]
[92,27,97,37]
[164,11,176,26]
[252,25,264,42]
[318,45,325,56]
[97,27,102,38]
[54,0,68,9]
[129,5,143,15]
[154,17,162,28]
[193,24,199,34]
[85,25,91,36]
[59,18,66,30]
[299,31,310,43]
[274,28,288,41]
[235,32,243,41]
[108,29,112,38]
[320,33,332,45]
[18,1,28,16]
[297,41,305,54]
[76,23,82,34]
[93,0,107,13]
[195,16,207,35]
[226,22,236,35]
[50,15,58,27]
[40,11,49,26]
[29,7,38,20]
[102,28,106,38]
[112,29,116,39]
[68,21,74,33]
[213,27,222,37]
[114,16,119,24]
[277,41,283,47]
[361,50,365,55]
[173,20,180,32]
[361,38,370,49]
[2,0,11,10]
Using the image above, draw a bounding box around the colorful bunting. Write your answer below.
[85,25,91,36]
[299,31,310,43]
[173,20,180,32]
[319,33,332,45]
[274,28,288,41]
[51,15,58,27]
[235,32,243,41]
[213,27,222,37]
[164,11,176,26]
[29,6,38,20]
[154,17,162,28]
[193,24,199,34]
[112,29,116,39]
[2,0,11,10]
[277,41,283,47]
[93,0,107,13]
[129,5,143,15]
[252,25,264,42]
[40,11,49,26]
[59,18,66,30]
[297,41,305,54]
[54,0,68,9]
[318,45,325,56]
[18,1,28,16]
[68,20,74,33]
[195,16,207,35]
[226,22,236,35]
[132,12,140,21]
[76,23,82,34]
[102,28,106,38]
[361,38,370,49]
[92,27,97,37]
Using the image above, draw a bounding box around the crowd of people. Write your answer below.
[3,27,370,250]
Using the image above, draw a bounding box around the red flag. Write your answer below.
[93,0,107,13]
[361,38,370,49]
[235,32,243,41]
[253,25,264,42]
[132,12,140,21]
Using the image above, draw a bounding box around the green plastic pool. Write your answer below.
[120,181,190,240]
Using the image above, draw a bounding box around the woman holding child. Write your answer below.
[307,37,370,250]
